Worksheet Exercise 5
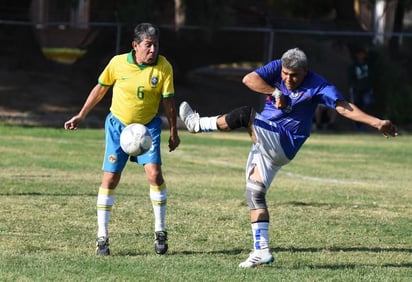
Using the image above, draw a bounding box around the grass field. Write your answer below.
[0,125,411,281]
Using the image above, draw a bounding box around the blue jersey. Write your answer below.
[255,59,345,159]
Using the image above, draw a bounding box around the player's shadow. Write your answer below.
[287,262,412,270]
[117,246,411,259]
[175,247,412,269]
[271,246,412,253]
[0,192,98,196]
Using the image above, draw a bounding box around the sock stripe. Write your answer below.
[151,200,167,206]
[97,204,113,211]
[252,221,270,251]
[98,187,116,196]
[150,183,166,192]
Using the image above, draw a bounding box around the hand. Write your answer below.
[168,134,180,152]
[272,89,287,109]
[275,95,288,109]
[64,115,83,130]
[378,120,398,138]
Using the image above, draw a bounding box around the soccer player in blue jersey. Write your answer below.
[64,23,180,256]
[179,48,398,268]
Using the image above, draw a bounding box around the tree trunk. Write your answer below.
[174,0,185,29]
[389,0,404,56]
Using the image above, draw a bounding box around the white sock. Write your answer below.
[199,116,218,132]
[150,183,167,232]
[252,221,270,252]
[96,187,115,238]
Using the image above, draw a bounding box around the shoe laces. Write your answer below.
[96,237,109,246]
[155,231,167,241]
[186,110,199,121]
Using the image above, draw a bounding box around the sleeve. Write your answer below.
[254,59,282,86]
[318,83,346,108]
[98,57,116,87]
[161,59,175,98]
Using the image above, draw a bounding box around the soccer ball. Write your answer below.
[120,123,153,157]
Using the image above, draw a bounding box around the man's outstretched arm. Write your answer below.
[335,100,398,138]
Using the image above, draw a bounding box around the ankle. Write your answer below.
[199,116,218,131]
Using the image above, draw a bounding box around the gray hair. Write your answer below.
[281,48,308,69]
[133,23,159,43]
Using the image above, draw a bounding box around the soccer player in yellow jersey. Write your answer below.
[64,23,180,256]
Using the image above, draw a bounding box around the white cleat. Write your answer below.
[179,101,201,133]
[238,250,274,268]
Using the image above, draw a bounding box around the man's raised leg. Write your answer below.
[179,101,255,133]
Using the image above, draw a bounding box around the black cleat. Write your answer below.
[154,231,168,255]
[96,237,110,256]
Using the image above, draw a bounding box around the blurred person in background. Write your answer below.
[348,47,375,131]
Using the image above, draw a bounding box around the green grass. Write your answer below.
[0,126,411,281]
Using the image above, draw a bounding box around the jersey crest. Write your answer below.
[151,76,158,87]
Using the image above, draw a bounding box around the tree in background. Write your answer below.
[1,0,410,124]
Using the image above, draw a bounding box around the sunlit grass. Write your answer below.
[0,126,411,281]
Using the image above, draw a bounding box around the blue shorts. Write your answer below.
[102,113,162,173]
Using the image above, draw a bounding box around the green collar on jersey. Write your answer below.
[127,50,158,70]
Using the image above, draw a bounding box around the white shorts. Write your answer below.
[246,113,291,189]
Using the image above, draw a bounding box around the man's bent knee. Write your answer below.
[225,106,255,130]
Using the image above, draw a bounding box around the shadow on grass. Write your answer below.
[301,262,412,270]
[275,246,412,269]
[0,192,158,197]
[115,248,245,257]
[114,248,412,269]
[0,192,97,197]
[272,246,412,253]
[116,246,411,256]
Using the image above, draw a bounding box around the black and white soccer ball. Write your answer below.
[120,123,153,157]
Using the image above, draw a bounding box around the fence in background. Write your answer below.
[2,19,412,60]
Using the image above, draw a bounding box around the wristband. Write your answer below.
[272,89,282,99]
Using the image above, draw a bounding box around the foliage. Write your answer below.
[112,0,162,23]
[373,46,412,124]
[185,0,237,28]
[265,0,336,19]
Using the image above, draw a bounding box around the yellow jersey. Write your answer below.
[98,51,174,125]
